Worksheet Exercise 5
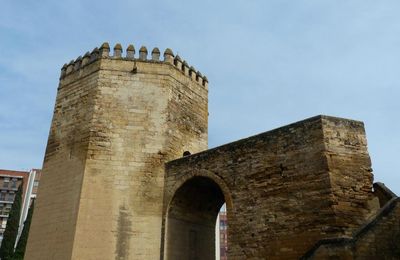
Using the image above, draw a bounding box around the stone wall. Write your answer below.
[322,117,376,234]
[164,115,374,259]
[25,59,101,260]
[302,197,400,259]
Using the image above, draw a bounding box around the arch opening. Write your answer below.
[165,176,227,260]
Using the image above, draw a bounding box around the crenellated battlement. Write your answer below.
[60,42,208,87]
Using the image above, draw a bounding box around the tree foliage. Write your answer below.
[13,199,35,260]
[0,182,23,260]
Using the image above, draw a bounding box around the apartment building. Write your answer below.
[0,169,41,245]
[0,170,29,244]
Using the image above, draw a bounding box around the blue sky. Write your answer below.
[1,0,399,194]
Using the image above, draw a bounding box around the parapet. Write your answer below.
[60,42,208,88]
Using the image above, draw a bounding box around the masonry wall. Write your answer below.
[348,198,400,258]
[26,44,208,260]
[71,58,207,260]
[164,116,374,260]
[25,60,101,259]
[322,117,376,234]
[305,198,400,259]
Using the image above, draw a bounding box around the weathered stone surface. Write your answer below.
[302,191,400,259]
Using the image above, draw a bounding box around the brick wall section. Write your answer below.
[26,51,208,260]
[164,115,374,259]
[303,197,400,259]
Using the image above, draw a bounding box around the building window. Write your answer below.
[10,179,17,189]
[7,194,14,202]
[2,178,9,188]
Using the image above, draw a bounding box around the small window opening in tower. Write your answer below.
[183,151,191,157]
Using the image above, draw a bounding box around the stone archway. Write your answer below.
[164,175,231,260]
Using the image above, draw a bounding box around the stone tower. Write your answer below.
[25,43,208,260]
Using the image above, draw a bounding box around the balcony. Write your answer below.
[0,186,18,192]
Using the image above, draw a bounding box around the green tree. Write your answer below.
[0,181,23,260]
[13,199,35,260]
